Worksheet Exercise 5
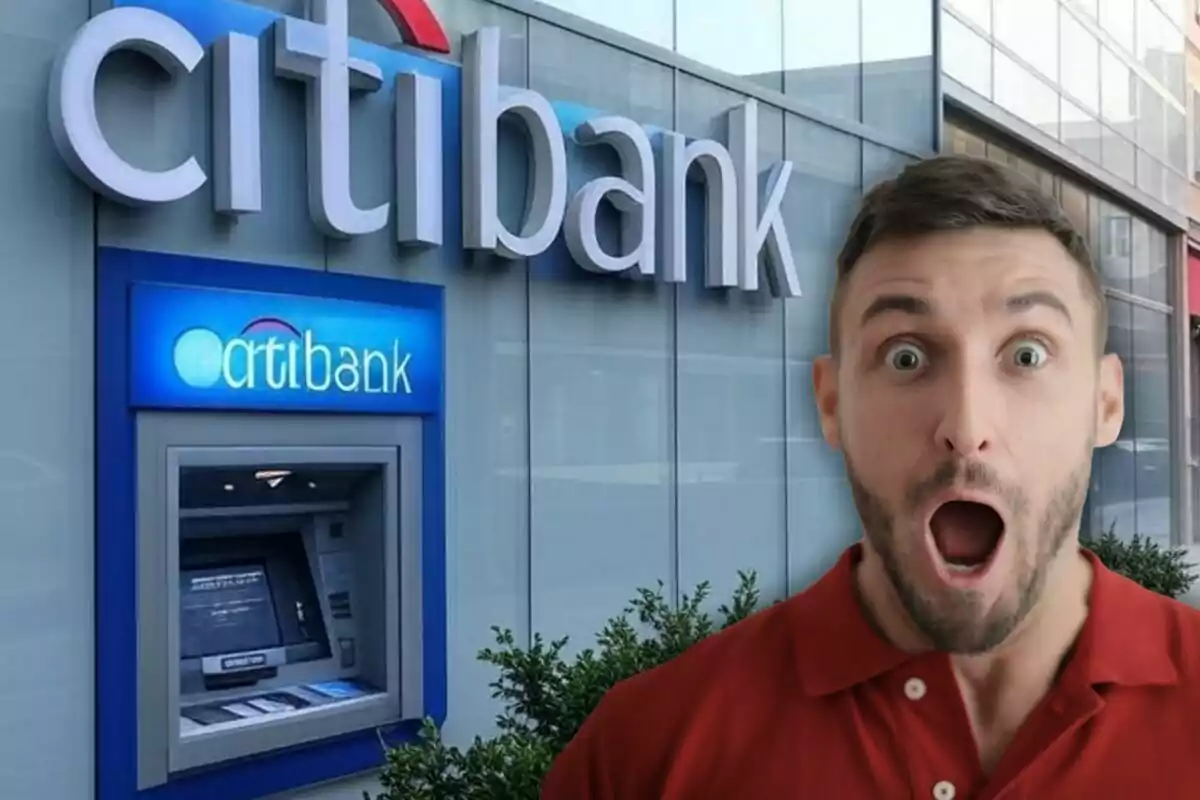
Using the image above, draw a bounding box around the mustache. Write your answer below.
[904,459,1018,513]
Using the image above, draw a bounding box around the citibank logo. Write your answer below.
[375,0,449,54]
[172,317,414,395]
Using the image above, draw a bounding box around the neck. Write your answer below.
[948,546,1092,706]
[855,543,1094,772]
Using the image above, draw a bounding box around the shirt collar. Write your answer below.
[788,543,1180,697]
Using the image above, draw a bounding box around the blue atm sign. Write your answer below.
[129,282,442,414]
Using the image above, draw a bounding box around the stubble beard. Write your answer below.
[845,452,1091,655]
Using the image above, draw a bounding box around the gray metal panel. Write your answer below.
[943,77,1188,233]
[134,413,423,785]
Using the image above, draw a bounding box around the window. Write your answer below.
[1103,215,1133,259]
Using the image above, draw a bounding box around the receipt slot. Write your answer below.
[96,249,446,800]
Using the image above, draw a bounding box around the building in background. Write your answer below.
[941,0,1190,552]
[1186,0,1200,543]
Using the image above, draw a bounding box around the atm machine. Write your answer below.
[95,248,446,800]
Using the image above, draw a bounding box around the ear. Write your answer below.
[1094,352,1124,448]
[812,355,842,451]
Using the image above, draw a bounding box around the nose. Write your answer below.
[932,366,995,457]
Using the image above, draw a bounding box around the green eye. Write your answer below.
[886,343,925,371]
[1012,340,1048,369]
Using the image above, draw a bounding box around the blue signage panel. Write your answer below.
[129,281,442,414]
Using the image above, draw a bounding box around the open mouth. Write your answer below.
[929,500,1005,573]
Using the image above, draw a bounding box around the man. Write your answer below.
[541,155,1200,799]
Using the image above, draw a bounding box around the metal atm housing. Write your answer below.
[134,413,425,786]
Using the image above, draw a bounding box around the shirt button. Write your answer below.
[904,677,927,700]
[933,781,956,800]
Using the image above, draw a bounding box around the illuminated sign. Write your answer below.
[47,0,802,297]
[129,281,442,413]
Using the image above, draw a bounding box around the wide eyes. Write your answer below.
[882,338,1050,373]
[1010,339,1049,369]
[885,342,925,372]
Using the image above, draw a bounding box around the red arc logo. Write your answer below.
[379,0,450,53]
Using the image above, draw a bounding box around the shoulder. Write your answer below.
[1093,561,1200,682]
[540,596,807,798]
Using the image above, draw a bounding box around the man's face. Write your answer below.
[813,228,1124,654]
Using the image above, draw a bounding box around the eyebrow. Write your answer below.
[1004,290,1072,323]
[860,294,931,325]
[859,290,1073,326]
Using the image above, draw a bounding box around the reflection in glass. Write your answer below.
[1060,9,1100,112]
[993,51,1059,139]
[1166,104,1187,174]
[676,0,783,90]
[946,0,991,31]
[1099,0,1134,53]
[784,0,861,122]
[1061,98,1103,166]
[1099,47,1134,127]
[943,11,992,97]
[1131,306,1172,546]
[994,0,1058,83]
[535,0,673,49]
[1101,126,1136,184]
[861,0,936,148]
[1096,199,1133,292]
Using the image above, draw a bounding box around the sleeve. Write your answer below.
[540,695,621,800]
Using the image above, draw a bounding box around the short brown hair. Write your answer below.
[830,155,1106,354]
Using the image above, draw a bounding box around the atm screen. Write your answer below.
[181,564,283,660]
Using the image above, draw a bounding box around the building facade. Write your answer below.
[5,0,938,798]
[942,0,1191,553]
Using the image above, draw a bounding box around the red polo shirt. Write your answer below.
[541,544,1200,799]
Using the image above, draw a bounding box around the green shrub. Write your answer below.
[367,531,1197,800]
[1081,526,1197,599]
[366,572,763,800]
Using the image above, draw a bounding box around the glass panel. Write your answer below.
[1100,46,1135,127]
[784,0,862,122]
[994,50,1060,139]
[1092,298,1137,540]
[1146,225,1171,303]
[1193,91,1200,182]
[1166,103,1187,174]
[534,0,674,49]
[1130,217,1153,297]
[1062,98,1104,165]
[1135,79,1165,160]
[1097,199,1133,292]
[784,117,864,589]
[1061,9,1101,112]
[947,0,991,31]
[1102,126,1137,184]
[1137,150,1166,207]
[676,0,783,91]
[861,0,936,148]
[994,0,1059,82]
[1100,0,1135,53]
[674,74,788,603]
[526,23,675,642]
[943,11,993,97]
[1132,306,1172,546]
